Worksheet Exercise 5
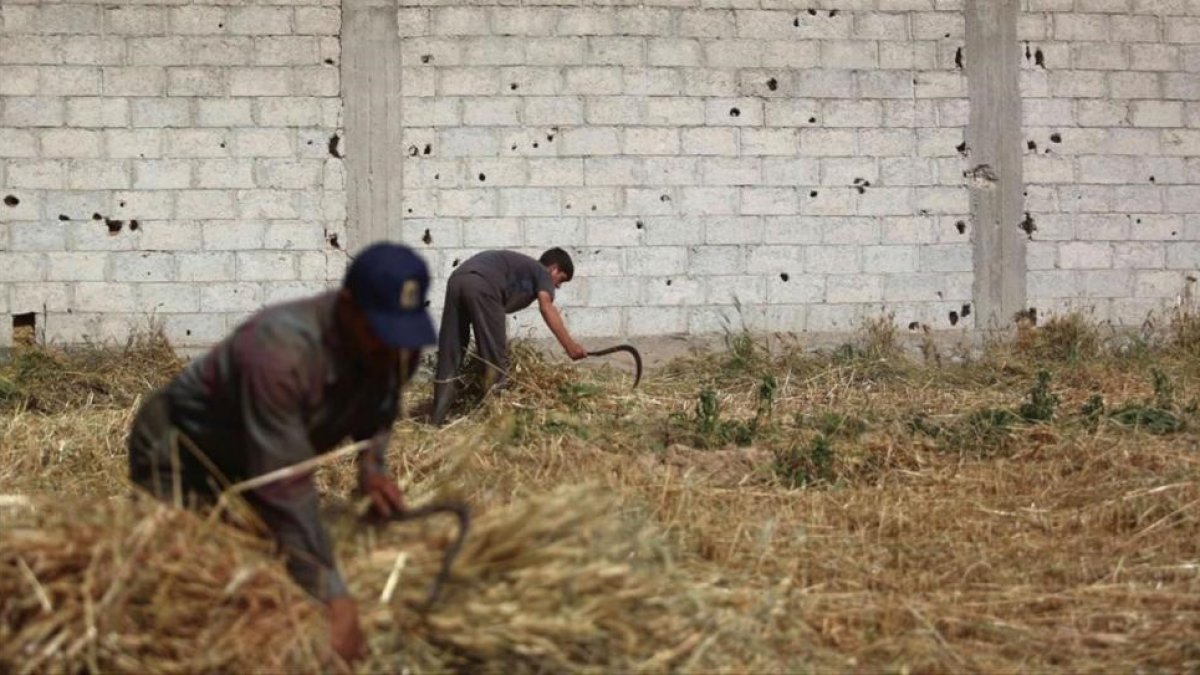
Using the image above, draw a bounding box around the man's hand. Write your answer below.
[566,342,588,361]
[328,596,366,664]
[361,471,405,519]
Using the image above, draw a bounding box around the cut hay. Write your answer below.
[1,486,724,673]
[0,500,325,674]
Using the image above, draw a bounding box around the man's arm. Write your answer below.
[234,329,366,661]
[537,290,587,360]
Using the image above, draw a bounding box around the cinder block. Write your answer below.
[68,160,130,190]
[648,39,703,67]
[134,160,191,190]
[228,7,291,36]
[440,189,498,217]
[47,252,107,282]
[689,245,745,274]
[821,40,879,69]
[703,215,764,244]
[200,283,263,313]
[236,251,297,281]
[259,98,321,126]
[132,99,191,128]
[586,96,644,125]
[561,127,621,156]
[295,8,340,36]
[74,282,137,312]
[529,158,584,186]
[562,67,623,95]
[67,98,129,128]
[4,97,64,127]
[237,190,298,220]
[137,221,203,251]
[7,160,65,189]
[676,187,736,215]
[626,306,687,335]
[626,245,688,275]
[498,188,559,217]
[826,274,883,303]
[42,129,103,158]
[526,37,585,66]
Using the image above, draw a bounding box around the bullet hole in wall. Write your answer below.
[955,220,966,234]
[767,77,778,91]
[129,220,140,231]
[422,228,432,245]
[434,173,440,180]
[908,321,921,331]
[478,173,486,182]
[961,303,971,318]
[793,18,800,27]
[532,142,539,148]
[1049,133,1061,144]
[829,9,838,16]
[92,213,102,220]
[510,83,518,90]
[421,54,432,63]
[780,273,789,282]
[328,134,342,159]
[956,141,968,156]
[119,200,126,208]
[1034,48,1045,68]
[1020,212,1037,240]
[1016,307,1038,326]
[58,214,70,221]
[1025,43,1031,61]
[328,233,340,249]
[452,258,460,267]
[635,220,644,229]
[423,144,432,155]
[590,205,597,211]
[1149,176,1156,183]
[408,145,418,156]
[105,218,123,235]
[659,194,671,202]
[1027,140,1037,151]
[324,58,334,65]
[808,116,816,123]
[423,300,431,308]
[3,195,18,207]
[666,279,672,286]
[954,47,963,69]
[809,190,818,198]
[729,107,740,117]
[948,310,959,326]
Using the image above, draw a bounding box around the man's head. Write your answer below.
[339,243,437,363]
[539,247,574,289]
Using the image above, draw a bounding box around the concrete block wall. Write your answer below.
[0,0,346,349]
[1021,1,1200,325]
[396,2,975,338]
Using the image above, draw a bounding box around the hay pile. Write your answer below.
[0,500,325,674]
[2,485,723,673]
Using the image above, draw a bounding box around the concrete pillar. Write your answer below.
[965,0,1025,330]
[342,0,404,253]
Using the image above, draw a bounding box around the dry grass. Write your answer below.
[4,310,1200,672]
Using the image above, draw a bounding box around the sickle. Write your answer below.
[389,500,470,611]
[587,344,643,388]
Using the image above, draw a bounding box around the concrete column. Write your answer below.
[965,0,1025,330]
[342,0,403,253]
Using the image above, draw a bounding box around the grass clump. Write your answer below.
[772,434,836,488]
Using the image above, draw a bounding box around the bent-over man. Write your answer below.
[127,242,437,664]
[430,247,586,425]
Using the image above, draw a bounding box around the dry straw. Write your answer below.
[5,310,1200,672]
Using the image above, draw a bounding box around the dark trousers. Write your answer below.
[431,271,508,424]
[127,389,221,507]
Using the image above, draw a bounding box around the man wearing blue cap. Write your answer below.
[126,242,437,665]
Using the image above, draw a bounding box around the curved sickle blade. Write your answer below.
[587,344,643,388]
[389,501,470,611]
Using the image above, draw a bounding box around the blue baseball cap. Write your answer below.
[343,242,437,349]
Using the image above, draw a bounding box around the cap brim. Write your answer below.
[364,310,437,349]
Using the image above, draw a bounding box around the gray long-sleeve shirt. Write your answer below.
[165,291,402,600]
[454,250,556,313]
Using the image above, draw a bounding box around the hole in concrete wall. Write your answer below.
[1034,48,1045,68]
[767,77,778,91]
[328,134,342,158]
[423,144,432,155]
[510,83,518,91]
[1027,140,1037,151]
[12,313,35,347]
[1024,43,1031,61]
[421,54,432,63]
[328,233,341,249]
[324,58,334,65]
[532,141,540,148]
[1049,133,1061,144]
[948,310,959,326]
[1020,212,1037,240]
[4,195,19,207]
[422,228,432,245]
[808,116,816,123]
[1149,176,1156,183]
[955,220,966,234]
[780,273,789,282]
[408,145,418,156]
[729,107,740,117]
[92,213,102,220]
[129,220,140,231]
[956,141,968,156]
[828,9,838,16]
[809,190,818,198]
[635,220,644,229]
[908,321,921,331]
[452,258,460,267]
[1016,307,1038,326]
[954,47,963,69]
[665,279,672,286]
[58,214,70,221]
[478,173,486,182]
[659,194,670,202]
[106,218,123,235]
[961,303,971,318]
